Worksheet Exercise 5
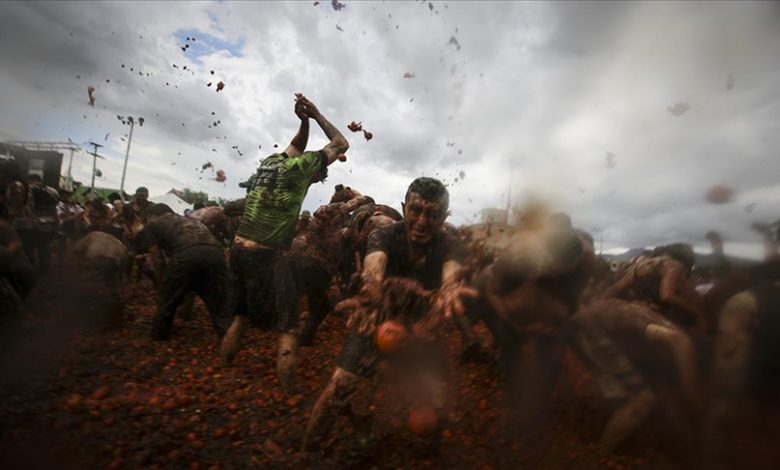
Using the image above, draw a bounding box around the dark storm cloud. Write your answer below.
[0,1,778,257]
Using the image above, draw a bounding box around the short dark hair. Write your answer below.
[657,243,696,271]
[147,203,175,217]
[107,192,122,203]
[135,186,149,196]
[548,212,572,230]
[404,177,449,211]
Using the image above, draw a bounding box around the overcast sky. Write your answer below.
[0,1,778,258]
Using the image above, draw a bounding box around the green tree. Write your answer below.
[177,188,209,206]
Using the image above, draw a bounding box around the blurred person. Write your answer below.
[572,244,705,456]
[0,204,36,300]
[72,230,127,329]
[467,213,595,441]
[23,174,59,273]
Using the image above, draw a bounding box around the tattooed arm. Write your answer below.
[284,99,310,158]
[298,96,349,165]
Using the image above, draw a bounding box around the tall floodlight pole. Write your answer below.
[118,115,144,199]
[89,142,103,192]
[63,147,77,192]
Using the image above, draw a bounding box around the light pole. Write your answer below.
[118,115,144,199]
[89,142,103,192]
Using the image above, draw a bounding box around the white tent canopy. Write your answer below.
[148,192,192,215]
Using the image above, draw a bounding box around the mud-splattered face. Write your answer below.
[404,193,446,245]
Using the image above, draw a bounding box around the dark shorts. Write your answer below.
[229,246,299,332]
[336,327,449,380]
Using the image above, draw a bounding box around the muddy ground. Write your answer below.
[0,266,778,469]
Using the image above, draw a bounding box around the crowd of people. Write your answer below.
[1,95,779,466]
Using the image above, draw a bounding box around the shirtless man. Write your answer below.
[573,244,704,455]
[469,212,595,438]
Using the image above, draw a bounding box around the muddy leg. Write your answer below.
[301,367,361,452]
[220,315,248,366]
[277,332,298,393]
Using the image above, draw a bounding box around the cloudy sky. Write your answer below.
[0,1,778,257]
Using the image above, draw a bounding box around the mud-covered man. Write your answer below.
[468,212,595,441]
[71,230,127,329]
[219,95,350,392]
[135,203,232,341]
[302,177,477,451]
[572,243,704,455]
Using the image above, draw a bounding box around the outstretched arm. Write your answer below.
[298,97,349,165]
[436,260,478,318]
[284,98,310,157]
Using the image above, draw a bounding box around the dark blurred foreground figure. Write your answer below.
[71,231,127,329]
[135,204,231,341]
[220,95,350,393]
[468,212,595,444]
[0,204,37,301]
[703,247,780,465]
[23,174,59,274]
[302,177,477,452]
[573,244,704,456]
[0,206,26,331]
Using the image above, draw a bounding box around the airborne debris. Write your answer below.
[313,1,319,5]
[448,36,461,51]
[667,101,691,116]
[606,152,616,169]
[216,81,225,92]
[207,82,212,87]
[705,184,735,204]
[726,74,735,91]
[459,170,465,180]
[331,0,345,11]
[347,121,362,132]
[87,86,96,106]
[745,203,757,213]
[403,72,416,79]
[215,169,226,183]
[363,130,373,141]
[336,24,344,32]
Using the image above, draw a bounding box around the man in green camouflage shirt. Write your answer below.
[221,95,350,392]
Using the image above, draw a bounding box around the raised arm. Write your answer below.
[297,96,349,165]
[283,98,310,158]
